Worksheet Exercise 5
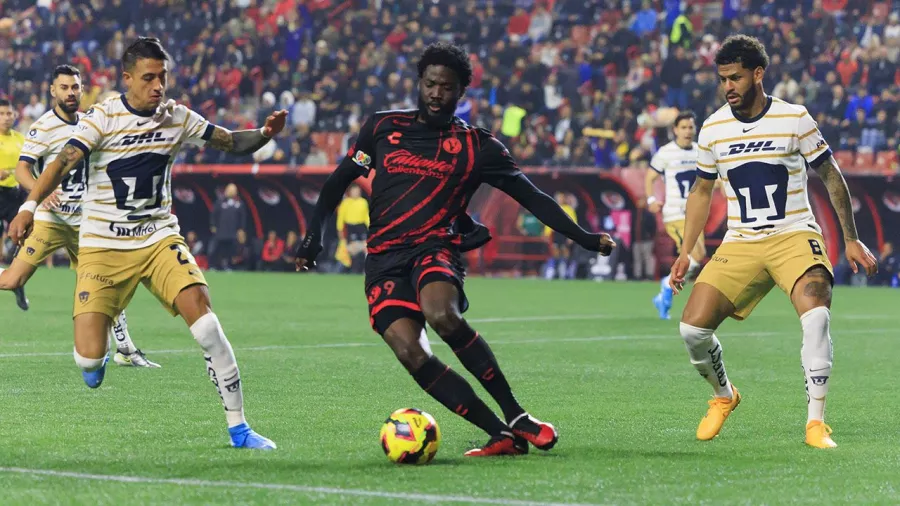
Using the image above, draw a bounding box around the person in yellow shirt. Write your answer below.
[336,184,370,273]
[543,192,577,279]
[0,98,28,309]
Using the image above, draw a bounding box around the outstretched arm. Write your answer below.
[815,156,877,275]
[296,115,378,269]
[478,133,613,254]
[205,110,288,155]
[492,174,612,252]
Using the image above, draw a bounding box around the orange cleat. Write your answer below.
[463,433,528,457]
[509,413,559,450]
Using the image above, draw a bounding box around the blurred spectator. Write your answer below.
[261,231,285,271]
[210,184,247,271]
[632,199,657,281]
[282,231,299,271]
[231,229,253,271]
[876,242,900,286]
[0,0,893,174]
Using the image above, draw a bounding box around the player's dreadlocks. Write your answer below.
[715,34,770,70]
[121,37,171,71]
[417,42,473,90]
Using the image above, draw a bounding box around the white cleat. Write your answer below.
[114,349,161,368]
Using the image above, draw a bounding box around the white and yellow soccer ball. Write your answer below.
[379,408,441,464]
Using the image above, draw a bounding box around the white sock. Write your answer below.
[74,348,107,371]
[687,256,701,278]
[801,307,832,423]
[111,311,138,354]
[680,322,733,398]
[190,313,246,428]
[661,275,671,293]
[419,328,433,356]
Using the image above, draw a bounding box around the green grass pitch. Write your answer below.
[0,269,897,505]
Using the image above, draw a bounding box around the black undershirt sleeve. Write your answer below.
[477,133,595,249]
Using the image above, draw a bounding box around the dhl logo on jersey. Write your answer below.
[117,131,175,147]
[719,140,788,157]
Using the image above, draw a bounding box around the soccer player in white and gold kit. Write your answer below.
[0,65,159,369]
[8,37,287,449]
[646,111,704,319]
[669,35,877,448]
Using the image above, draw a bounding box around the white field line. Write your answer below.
[0,467,604,506]
[0,328,889,360]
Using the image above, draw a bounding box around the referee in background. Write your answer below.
[336,184,369,273]
[0,98,29,310]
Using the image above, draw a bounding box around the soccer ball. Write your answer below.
[379,408,441,464]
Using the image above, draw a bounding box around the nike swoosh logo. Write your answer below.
[742,126,757,133]
[808,368,829,372]
[137,120,151,126]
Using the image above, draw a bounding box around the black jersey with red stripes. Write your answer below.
[344,109,520,255]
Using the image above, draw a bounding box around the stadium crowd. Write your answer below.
[1,0,898,170]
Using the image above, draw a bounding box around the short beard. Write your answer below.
[417,94,456,128]
[57,99,78,114]
[731,85,758,117]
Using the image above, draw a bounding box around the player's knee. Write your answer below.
[793,267,833,313]
[73,349,105,371]
[392,340,430,372]
[424,308,462,338]
[190,312,228,354]
[680,322,714,348]
[800,306,831,337]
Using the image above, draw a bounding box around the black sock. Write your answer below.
[446,324,525,422]
[412,356,508,437]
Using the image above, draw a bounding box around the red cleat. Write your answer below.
[463,433,528,457]
[509,413,559,451]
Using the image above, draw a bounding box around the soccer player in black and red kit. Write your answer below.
[295,43,616,456]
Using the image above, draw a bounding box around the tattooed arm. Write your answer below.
[6,143,84,244]
[205,110,288,156]
[815,156,878,275]
[206,126,272,155]
[814,156,857,241]
[25,144,83,206]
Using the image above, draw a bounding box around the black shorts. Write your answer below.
[0,187,26,234]
[552,232,570,247]
[364,243,468,335]
[345,223,368,243]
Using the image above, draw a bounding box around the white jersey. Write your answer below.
[67,94,213,249]
[649,140,699,223]
[19,110,86,226]
[696,97,831,243]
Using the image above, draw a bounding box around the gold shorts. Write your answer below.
[664,220,705,255]
[16,220,79,267]
[73,235,207,319]
[696,230,834,320]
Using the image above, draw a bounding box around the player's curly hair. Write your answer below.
[122,36,170,71]
[715,34,770,70]
[417,42,473,90]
